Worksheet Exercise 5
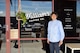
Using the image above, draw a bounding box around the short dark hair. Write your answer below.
[50,12,58,17]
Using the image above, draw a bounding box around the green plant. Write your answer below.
[16,11,27,25]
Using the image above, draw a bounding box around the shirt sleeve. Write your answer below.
[59,21,65,41]
[47,22,50,40]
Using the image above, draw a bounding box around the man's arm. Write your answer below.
[59,21,65,46]
[47,22,50,44]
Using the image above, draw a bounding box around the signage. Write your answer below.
[54,0,76,37]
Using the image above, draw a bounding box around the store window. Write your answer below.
[0,0,6,53]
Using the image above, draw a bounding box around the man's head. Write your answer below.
[50,12,58,20]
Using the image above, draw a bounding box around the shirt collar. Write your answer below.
[52,19,57,22]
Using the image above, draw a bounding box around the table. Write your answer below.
[65,43,80,53]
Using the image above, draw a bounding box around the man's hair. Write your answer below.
[50,12,58,17]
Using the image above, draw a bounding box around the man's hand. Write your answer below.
[47,40,50,44]
[59,41,63,47]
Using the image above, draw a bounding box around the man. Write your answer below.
[47,12,65,53]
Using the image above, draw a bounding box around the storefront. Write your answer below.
[0,0,80,53]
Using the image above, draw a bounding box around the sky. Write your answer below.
[21,1,52,13]
[77,0,80,17]
[3,0,51,17]
[0,0,52,17]
[0,0,80,17]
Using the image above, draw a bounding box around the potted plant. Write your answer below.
[13,11,27,48]
[16,11,27,25]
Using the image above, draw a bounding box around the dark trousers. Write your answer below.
[0,40,2,50]
[49,42,60,53]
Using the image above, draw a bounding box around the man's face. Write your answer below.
[51,14,57,20]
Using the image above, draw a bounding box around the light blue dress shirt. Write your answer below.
[47,19,65,42]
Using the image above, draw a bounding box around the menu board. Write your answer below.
[54,0,76,37]
[10,29,18,39]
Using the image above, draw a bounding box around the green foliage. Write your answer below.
[16,12,27,25]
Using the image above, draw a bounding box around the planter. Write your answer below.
[16,11,26,25]
[16,17,22,20]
